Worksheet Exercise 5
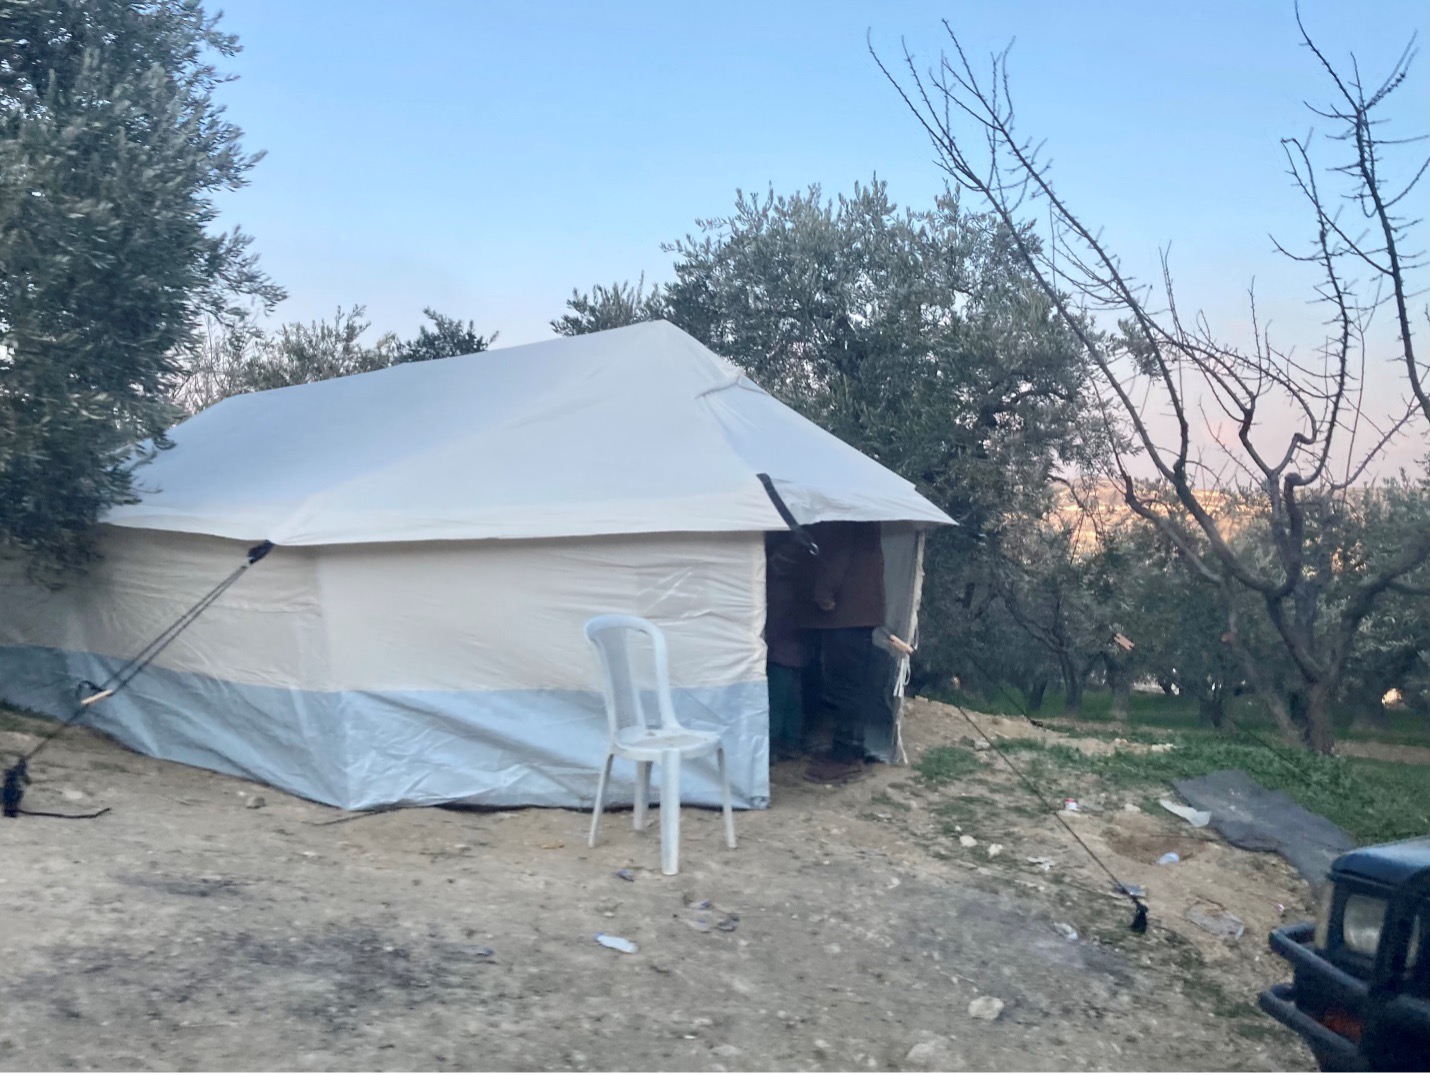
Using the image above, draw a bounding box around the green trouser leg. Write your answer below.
[767,661,805,747]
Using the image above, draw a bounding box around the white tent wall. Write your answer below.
[308,531,769,809]
[0,526,772,811]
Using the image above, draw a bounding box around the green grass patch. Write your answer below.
[913,745,983,786]
[989,733,1429,845]
[868,791,911,812]
[1339,707,1430,747]
[922,685,1430,747]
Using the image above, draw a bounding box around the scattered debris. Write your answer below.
[686,897,712,910]
[594,933,638,954]
[1157,851,1181,866]
[1053,922,1078,942]
[685,912,714,933]
[967,996,1005,1021]
[615,868,635,882]
[539,842,564,850]
[986,843,1004,858]
[458,945,495,960]
[716,914,740,933]
[1159,799,1211,828]
[959,835,977,849]
[1026,856,1055,872]
[1062,799,1081,812]
[1185,902,1245,941]
[1115,882,1147,899]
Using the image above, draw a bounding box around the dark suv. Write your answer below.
[1259,837,1429,1071]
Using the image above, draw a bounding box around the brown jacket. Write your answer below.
[796,521,885,631]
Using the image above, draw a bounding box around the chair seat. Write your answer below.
[613,726,722,759]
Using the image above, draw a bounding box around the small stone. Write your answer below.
[986,843,1004,858]
[812,1039,831,1057]
[972,740,990,751]
[1122,802,1141,813]
[903,1038,957,1070]
[61,788,86,802]
[246,795,266,810]
[959,835,977,849]
[968,996,1005,1021]
[712,1044,741,1059]
[692,1017,714,1028]
[1054,922,1078,941]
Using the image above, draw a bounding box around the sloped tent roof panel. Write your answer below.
[106,321,951,544]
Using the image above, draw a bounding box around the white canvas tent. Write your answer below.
[0,321,951,810]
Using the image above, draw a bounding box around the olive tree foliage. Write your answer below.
[0,0,283,573]
[175,306,492,413]
[550,274,667,337]
[655,181,1099,682]
[875,10,1430,751]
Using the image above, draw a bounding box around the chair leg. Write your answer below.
[588,752,614,848]
[633,760,652,831]
[660,749,681,875]
[717,746,737,849]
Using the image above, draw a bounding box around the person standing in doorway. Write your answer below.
[799,520,885,784]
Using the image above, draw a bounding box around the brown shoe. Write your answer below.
[803,756,869,785]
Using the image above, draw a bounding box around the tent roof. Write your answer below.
[107,320,952,546]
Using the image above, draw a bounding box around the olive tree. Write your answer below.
[0,0,283,572]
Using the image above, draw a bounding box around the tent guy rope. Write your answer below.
[1,540,275,820]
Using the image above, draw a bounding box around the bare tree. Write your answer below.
[872,7,1430,751]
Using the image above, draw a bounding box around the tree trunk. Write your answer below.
[1062,663,1085,715]
[1027,677,1048,712]
[1305,683,1336,755]
[1108,663,1131,721]
[1197,691,1225,730]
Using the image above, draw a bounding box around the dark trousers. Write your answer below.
[810,627,876,762]
[767,659,806,747]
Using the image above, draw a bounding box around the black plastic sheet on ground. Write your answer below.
[1172,769,1355,889]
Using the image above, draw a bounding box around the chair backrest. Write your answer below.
[584,614,681,739]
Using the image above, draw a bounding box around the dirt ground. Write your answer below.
[0,699,1319,1072]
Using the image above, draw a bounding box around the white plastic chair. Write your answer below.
[584,614,736,875]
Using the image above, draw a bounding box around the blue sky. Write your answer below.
[214,0,1428,379]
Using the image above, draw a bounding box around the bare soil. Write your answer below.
[0,699,1318,1071]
